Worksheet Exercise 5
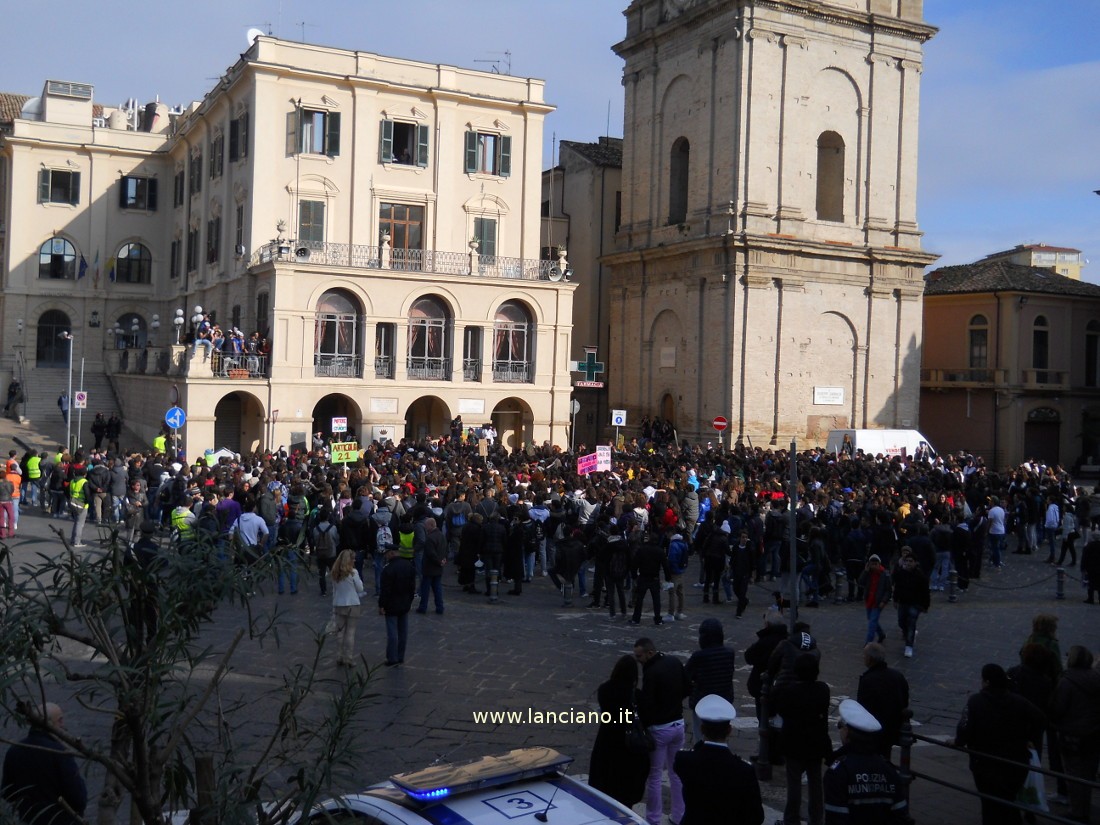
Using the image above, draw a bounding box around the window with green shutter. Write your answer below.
[288,108,341,156]
[37,169,80,205]
[464,131,511,177]
[381,120,430,166]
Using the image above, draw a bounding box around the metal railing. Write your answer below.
[374,355,394,379]
[491,362,532,383]
[406,356,451,381]
[314,354,361,378]
[252,241,567,282]
[462,358,481,382]
[210,353,267,378]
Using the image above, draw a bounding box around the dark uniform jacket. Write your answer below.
[823,746,908,824]
[674,742,764,825]
[857,662,910,749]
[1,728,88,825]
[378,557,416,616]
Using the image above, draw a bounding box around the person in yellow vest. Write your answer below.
[69,467,90,548]
[152,433,167,454]
[24,450,41,510]
[170,498,196,538]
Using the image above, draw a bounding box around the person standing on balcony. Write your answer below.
[190,313,213,361]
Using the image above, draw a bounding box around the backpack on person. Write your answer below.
[449,509,467,531]
[258,489,279,527]
[312,520,338,560]
[375,522,394,551]
[524,519,544,553]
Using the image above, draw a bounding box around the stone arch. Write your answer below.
[405,395,452,443]
[491,396,534,452]
[312,393,364,441]
[213,390,267,454]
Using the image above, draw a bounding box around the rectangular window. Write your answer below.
[969,329,988,369]
[37,169,80,205]
[464,131,511,177]
[186,228,200,272]
[299,200,325,244]
[230,112,249,161]
[231,304,242,330]
[173,170,185,207]
[473,217,497,259]
[210,135,224,179]
[287,108,340,156]
[379,202,424,269]
[379,120,429,166]
[375,322,396,379]
[189,153,203,195]
[463,326,482,382]
[170,239,180,279]
[256,292,269,336]
[206,216,221,264]
[119,175,158,211]
[235,203,245,254]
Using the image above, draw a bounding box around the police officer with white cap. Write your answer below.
[823,699,908,824]
[673,694,764,825]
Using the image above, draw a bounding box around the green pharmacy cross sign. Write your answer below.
[573,348,605,388]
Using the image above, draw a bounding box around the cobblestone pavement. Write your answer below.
[2,420,1095,822]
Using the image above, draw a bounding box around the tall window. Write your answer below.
[473,217,497,260]
[968,314,989,374]
[170,239,181,279]
[464,131,511,176]
[1033,315,1050,382]
[206,216,221,264]
[256,292,269,336]
[668,137,689,225]
[299,200,325,244]
[173,169,185,207]
[287,108,341,156]
[186,228,200,272]
[38,237,76,279]
[816,131,845,222]
[235,203,245,254]
[375,323,396,379]
[463,326,482,382]
[189,152,203,195]
[379,120,429,166]
[407,296,451,380]
[380,203,424,269]
[119,175,157,210]
[492,301,532,383]
[116,242,152,284]
[229,112,249,161]
[210,134,224,179]
[1087,321,1100,388]
[37,169,80,205]
[314,290,360,377]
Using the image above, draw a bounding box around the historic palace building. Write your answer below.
[0,37,574,455]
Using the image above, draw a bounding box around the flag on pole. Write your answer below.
[92,249,100,289]
[77,254,88,280]
[107,257,117,283]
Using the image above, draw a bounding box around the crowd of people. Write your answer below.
[4,431,1100,823]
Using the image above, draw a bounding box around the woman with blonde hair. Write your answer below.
[330,548,364,666]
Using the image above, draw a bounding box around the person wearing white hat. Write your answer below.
[823,699,908,824]
[673,694,764,825]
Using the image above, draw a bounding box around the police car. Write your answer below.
[295,748,643,824]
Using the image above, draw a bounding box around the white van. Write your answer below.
[825,429,935,460]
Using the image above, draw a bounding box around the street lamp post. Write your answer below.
[59,331,74,452]
[150,314,160,345]
[173,309,185,344]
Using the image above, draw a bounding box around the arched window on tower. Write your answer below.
[492,301,533,383]
[669,137,689,225]
[407,296,452,380]
[816,131,845,222]
[314,289,362,377]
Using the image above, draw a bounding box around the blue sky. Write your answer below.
[6,0,1098,274]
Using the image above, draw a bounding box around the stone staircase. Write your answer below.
[17,365,124,452]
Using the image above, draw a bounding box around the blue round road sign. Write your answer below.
[165,406,187,429]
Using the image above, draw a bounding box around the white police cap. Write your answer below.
[837,699,881,733]
[694,694,736,723]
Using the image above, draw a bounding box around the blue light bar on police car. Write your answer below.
[389,748,573,803]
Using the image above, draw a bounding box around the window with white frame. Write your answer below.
[492,301,532,383]
[189,152,203,195]
[407,296,451,380]
[380,120,429,166]
[464,131,511,176]
[38,237,77,279]
[116,242,152,284]
[473,216,497,260]
[210,134,224,179]
[287,108,341,156]
[206,216,221,264]
[229,112,249,160]
[37,169,80,205]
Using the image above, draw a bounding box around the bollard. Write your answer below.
[898,709,914,822]
[1056,566,1066,600]
[948,567,958,604]
[563,582,574,607]
[755,674,773,781]
[833,569,846,605]
[488,568,500,603]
